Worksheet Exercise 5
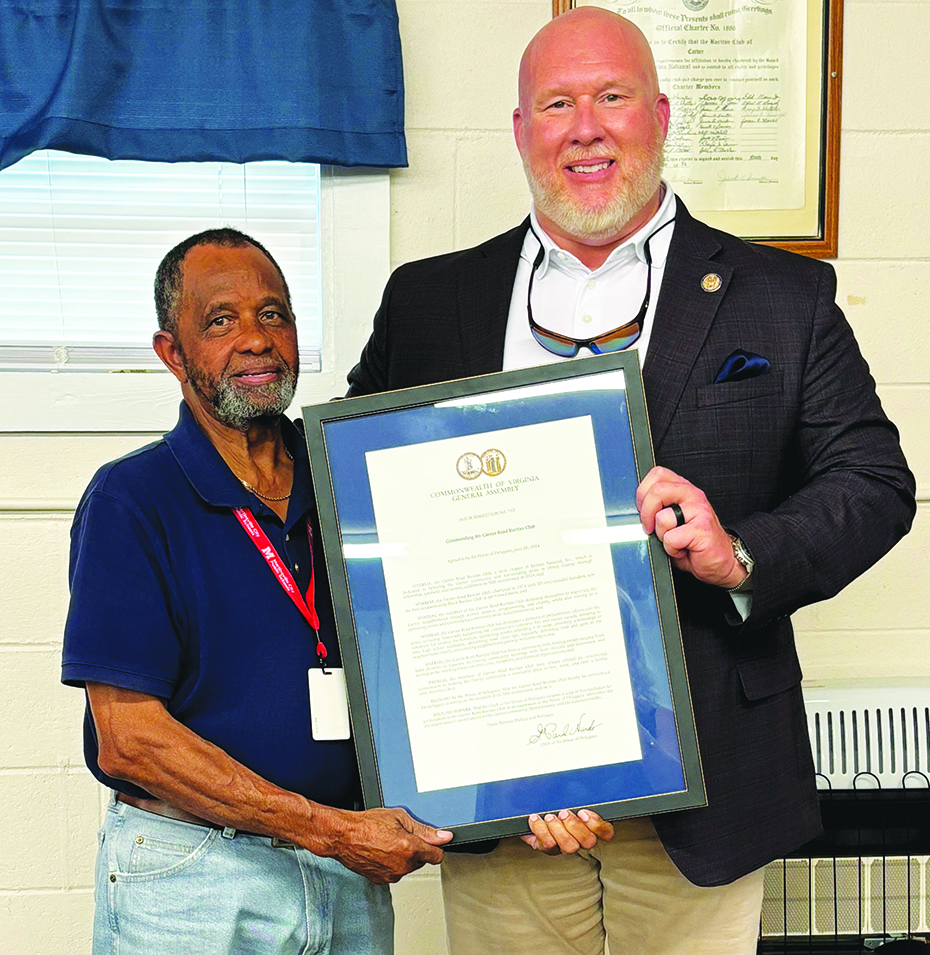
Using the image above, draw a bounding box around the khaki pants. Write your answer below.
[441,817,764,955]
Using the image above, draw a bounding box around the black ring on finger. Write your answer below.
[669,503,686,528]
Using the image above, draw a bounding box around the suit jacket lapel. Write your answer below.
[457,220,529,377]
[448,208,734,449]
[643,202,732,449]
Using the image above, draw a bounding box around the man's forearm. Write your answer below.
[87,682,450,883]
[89,683,345,846]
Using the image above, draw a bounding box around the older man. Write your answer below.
[346,9,915,955]
[62,228,451,955]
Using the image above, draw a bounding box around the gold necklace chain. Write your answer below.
[240,480,291,502]
[239,445,294,502]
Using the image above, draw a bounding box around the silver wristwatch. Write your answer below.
[727,534,754,593]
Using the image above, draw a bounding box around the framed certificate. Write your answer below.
[561,0,843,258]
[303,352,705,843]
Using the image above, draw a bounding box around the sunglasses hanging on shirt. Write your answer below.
[527,216,676,358]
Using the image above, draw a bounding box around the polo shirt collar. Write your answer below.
[163,401,312,526]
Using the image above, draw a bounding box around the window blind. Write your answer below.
[0,152,323,372]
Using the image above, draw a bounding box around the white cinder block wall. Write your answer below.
[1,0,927,950]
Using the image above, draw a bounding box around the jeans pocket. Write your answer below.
[102,819,225,952]
[111,813,219,882]
[128,832,215,875]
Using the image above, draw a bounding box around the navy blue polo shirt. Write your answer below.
[62,402,360,808]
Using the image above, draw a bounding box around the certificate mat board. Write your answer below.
[303,353,705,843]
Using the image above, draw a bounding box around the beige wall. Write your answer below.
[1,0,928,950]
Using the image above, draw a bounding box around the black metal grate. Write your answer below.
[758,774,930,953]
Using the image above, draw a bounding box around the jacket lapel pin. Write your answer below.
[701,273,722,293]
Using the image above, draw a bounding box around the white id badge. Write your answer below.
[308,668,351,740]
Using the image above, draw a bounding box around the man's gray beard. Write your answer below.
[184,358,298,432]
[524,142,664,243]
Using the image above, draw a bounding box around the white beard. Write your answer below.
[524,137,664,243]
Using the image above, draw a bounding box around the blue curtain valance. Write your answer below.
[0,0,407,170]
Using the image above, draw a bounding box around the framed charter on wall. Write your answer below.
[558,0,843,258]
[303,352,705,843]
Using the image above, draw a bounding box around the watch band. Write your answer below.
[727,534,754,593]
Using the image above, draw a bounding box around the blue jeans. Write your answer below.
[94,795,393,955]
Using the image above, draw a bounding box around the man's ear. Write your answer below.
[153,330,187,384]
[656,93,671,139]
[513,107,526,156]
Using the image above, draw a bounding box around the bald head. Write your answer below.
[518,9,661,117]
[512,7,669,263]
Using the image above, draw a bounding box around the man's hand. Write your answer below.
[520,809,614,855]
[320,806,452,884]
[636,466,745,589]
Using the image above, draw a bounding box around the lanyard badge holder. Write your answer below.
[234,508,351,740]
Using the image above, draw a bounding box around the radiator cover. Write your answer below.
[759,679,930,950]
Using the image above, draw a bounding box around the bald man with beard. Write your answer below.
[347,10,915,954]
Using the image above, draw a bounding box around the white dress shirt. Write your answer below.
[502,185,677,373]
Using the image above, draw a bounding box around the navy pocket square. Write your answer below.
[714,349,770,384]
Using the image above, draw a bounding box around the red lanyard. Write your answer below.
[232,508,328,664]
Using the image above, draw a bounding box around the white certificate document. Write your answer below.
[365,416,643,793]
